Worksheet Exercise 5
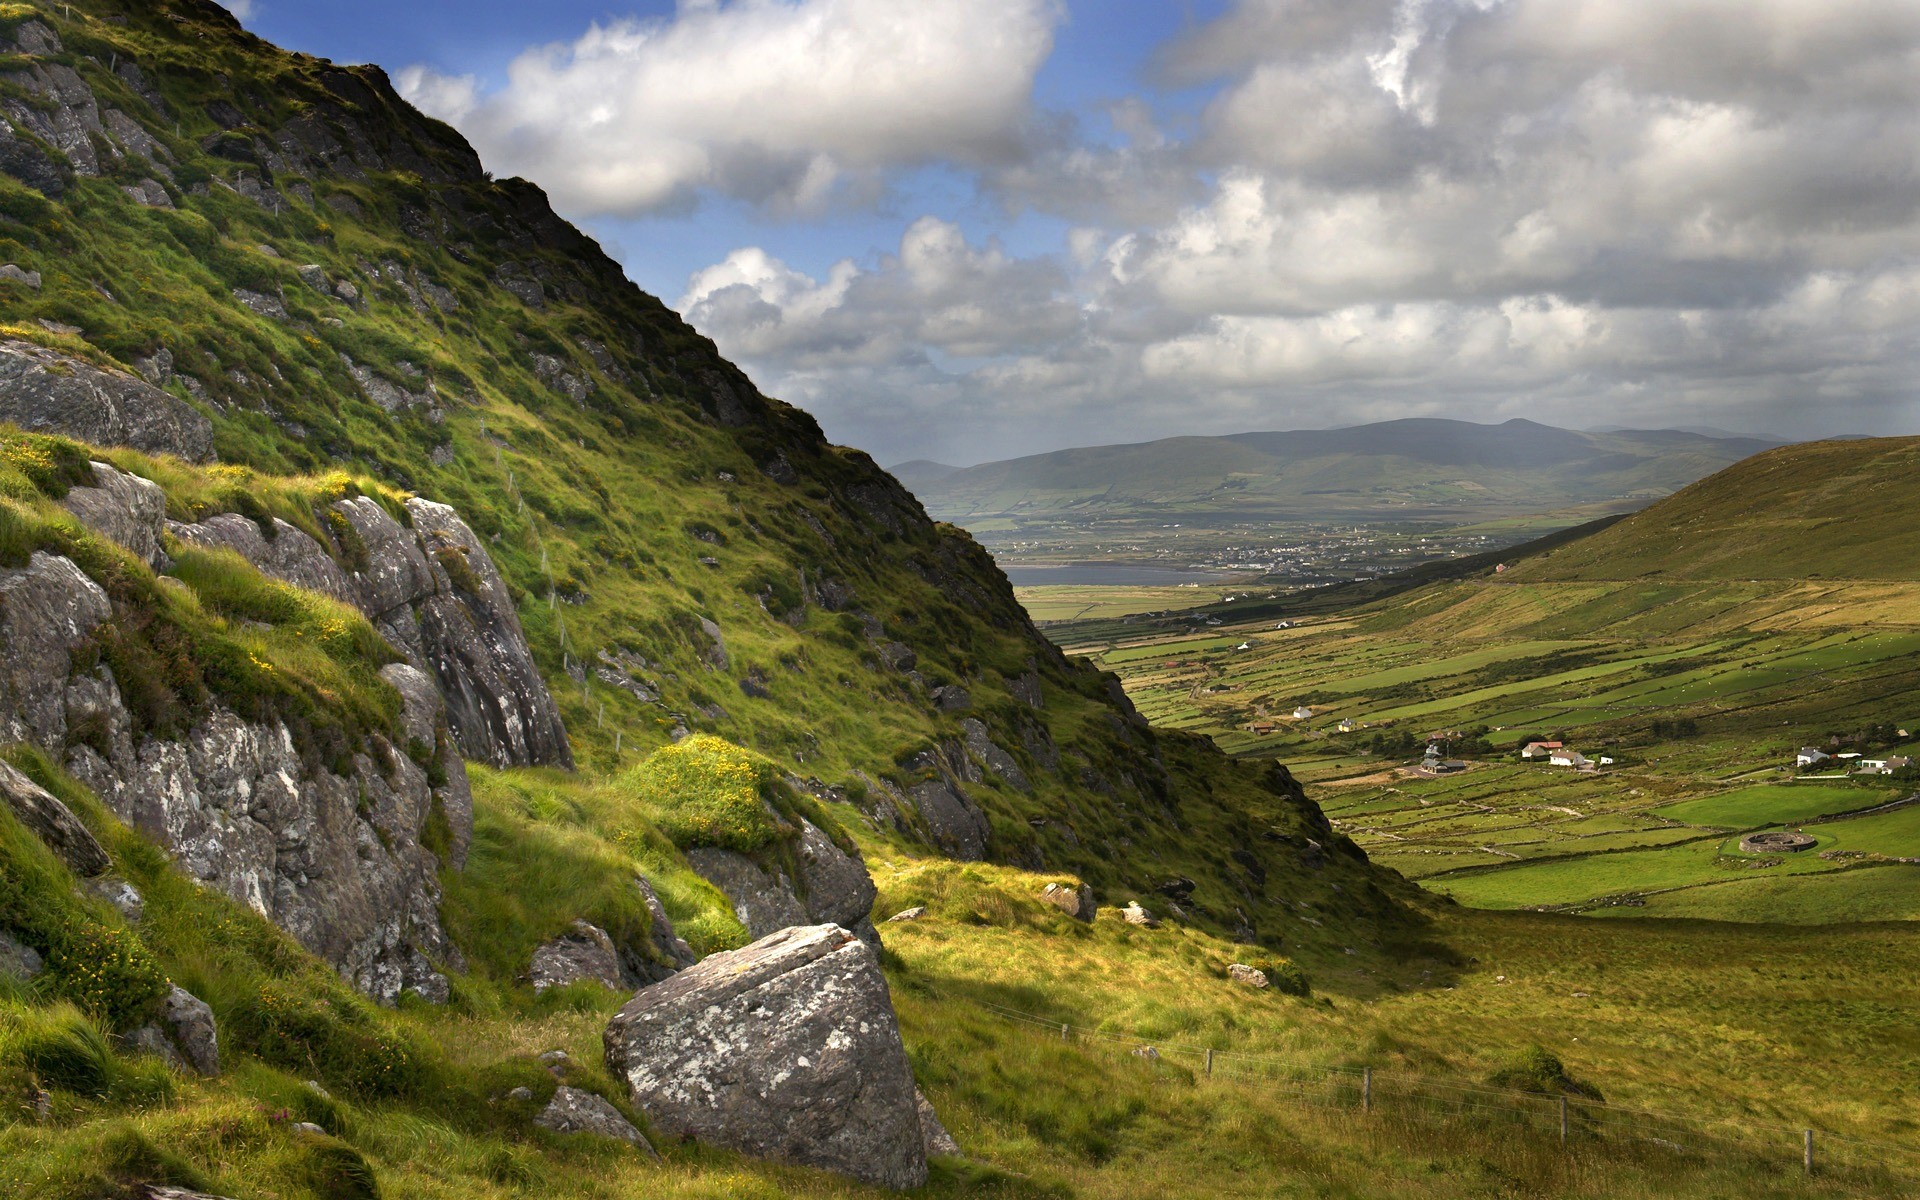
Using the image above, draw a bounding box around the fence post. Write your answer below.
[1560,1096,1568,1145]
[1804,1129,1814,1175]
[1205,1049,1213,1079]
[1363,1068,1372,1113]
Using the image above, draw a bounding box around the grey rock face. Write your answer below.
[125,179,171,208]
[1122,901,1161,928]
[162,985,220,1076]
[635,876,696,970]
[380,662,473,869]
[0,928,43,983]
[169,514,357,606]
[604,924,928,1190]
[406,499,574,769]
[0,759,109,877]
[962,718,1030,791]
[0,263,41,288]
[1227,964,1270,989]
[535,1085,656,1153]
[1042,882,1097,923]
[61,462,168,568]
[88,875,144,922]
[0,553,465,1004]
[908,780,990,861]
[685,847,808,936]
[0,340,214,461]
[1009,670,1044,709]
[930,685,971,712]
[530,920,628,994]
[688,819,879,947]
[917,1089,961,1158]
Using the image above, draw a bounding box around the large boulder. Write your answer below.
[0,758,109,877]
[60,462,167,568]
[0,340,213,462]
[604,924,927,1190]
[1042,882,1097,923]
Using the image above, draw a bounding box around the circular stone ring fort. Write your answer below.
[1739,831,1818,854]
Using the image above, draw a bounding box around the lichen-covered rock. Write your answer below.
[1227,963,1270,989]
[60,462,168,568]
[1042,882,1097,923]
[916,1089,961,1158]
[908,780,990,861]
[405,498,574,769]
[0,340,213,461]
[604,924,928,1190]
[687,819,879,946]
[168,513,357,606]
[0,758,109,877]
[0,552,464,1004]
[161,985,220,1075]
[534,1085,656,1154]
[530,920,628,993]
[380,662,473,869]
[1122,901,1162,928]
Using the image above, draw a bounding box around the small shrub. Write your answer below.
[622,734,792,853]
[1485,1043,1604,1101]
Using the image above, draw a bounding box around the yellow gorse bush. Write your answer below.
[625,734,791,854]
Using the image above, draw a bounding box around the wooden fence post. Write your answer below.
[1060,1023,1068,1041]
[1363,1068,1372,1113]
[1560,1096,1568,1145]
[1205,1049,1213,1079]
[1804,1129,1814,1175]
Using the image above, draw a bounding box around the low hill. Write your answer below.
[1510,436,1920,581]
[898,418,1780,524]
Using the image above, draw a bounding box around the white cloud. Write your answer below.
[399,0,1061,217]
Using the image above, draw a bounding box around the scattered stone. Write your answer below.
[147,1189,240,1200]
[535,1085,656,1154]
[1042,882,1097,923]
[529,920,627,994]
[304,1080,333,1100]
[506,1086,534,1102]
[688,818,880,946]
[0,928,43,982]
[879,642,918,672]
[539,1049,571,1070]
[1121,901,1161,929]
[916,1089,961,1158]
[1227,964,1270,989]
[930,685,971,712]
[908,779,990,861]
[231,288,288,320]
[1133,1046,1161,1062]
[0,759,110,877]
[0,264,41,288]
[604,924,928,1190]
[88,876,144,923]
[291,1121,327,1136]
[124,178,171,208]
[887,906,927,923]
[962,718,1030,790]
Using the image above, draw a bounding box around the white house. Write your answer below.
[1521,741,1563,760]
[1797,747,1832,767]
[1236,642,1251,651]
[1859,756,1914,775]
[1338,718,1357,733]
[1549,750,1591,768]
[1292,706,1314,720]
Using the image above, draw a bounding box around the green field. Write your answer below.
[1652,784,1884,828]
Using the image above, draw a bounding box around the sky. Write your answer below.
[236,0,1920,467]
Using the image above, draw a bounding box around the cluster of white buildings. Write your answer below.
[1797,747,1913,774]
[1521,741,1613,770]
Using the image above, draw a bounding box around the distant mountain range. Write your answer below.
[893,418,1784,525]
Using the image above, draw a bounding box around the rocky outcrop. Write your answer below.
[1227,964,1270,989]
[175,494,572,770]
[0,928,43,983]
[1042,882,1097,923]
[529,920,628,994]
[604,924,928,1190]
[962,718,1030,791]
[60,462,167,568]
[0,340,213,462]
[123,985,220,1076]
[0,551,466,1004]
[1122,901,1162,928]
[686,818,879,947]
[0,759,110,877]
[535,1085,656,1152]
[907,779,990,861]
[917,1089,961,1158]
[636,876,696,972]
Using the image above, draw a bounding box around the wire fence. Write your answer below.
[937,987,1920,1187]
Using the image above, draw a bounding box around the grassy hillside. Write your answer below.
[1510,436,1920,581]
[900,419,1777,525]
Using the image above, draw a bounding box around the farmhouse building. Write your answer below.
[1797,747,1832,767]
[1521,741,1563,760]
[1293,706,1314,720]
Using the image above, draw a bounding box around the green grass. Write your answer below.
[1652,784,1886,828]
